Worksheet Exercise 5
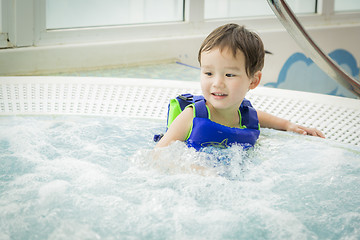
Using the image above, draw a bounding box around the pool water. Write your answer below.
[0,116,359,239]
[44,62,200,82]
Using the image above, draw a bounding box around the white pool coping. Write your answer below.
[1,76,359,146]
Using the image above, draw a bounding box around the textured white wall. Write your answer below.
[0,23,359,85]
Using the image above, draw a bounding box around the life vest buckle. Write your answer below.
[178,94,193,101]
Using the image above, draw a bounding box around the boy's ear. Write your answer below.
[249,71,262,90]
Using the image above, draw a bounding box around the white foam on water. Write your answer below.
[0,116,359,239]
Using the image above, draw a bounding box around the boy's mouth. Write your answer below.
[211,92,228,99]
[212,92,227,96]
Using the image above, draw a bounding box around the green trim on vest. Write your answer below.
[184,104,195,141]
[167,98,182,129]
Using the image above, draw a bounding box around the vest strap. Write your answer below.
[194,100,208,119]
[239,99,259,129]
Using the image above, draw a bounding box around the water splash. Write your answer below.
[0,116,359,239]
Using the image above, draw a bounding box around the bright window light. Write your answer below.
[0,2,2,33]
[334,0,360,12]
[46,0,184,29]
[204,0,317,19]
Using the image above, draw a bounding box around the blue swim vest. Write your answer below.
[154,94,260,150]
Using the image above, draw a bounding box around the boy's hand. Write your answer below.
[257,110,325,138]
[286,122,325,138]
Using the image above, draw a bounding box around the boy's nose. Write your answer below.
[213,75,225,87]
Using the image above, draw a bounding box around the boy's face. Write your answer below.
[200,47,260,112]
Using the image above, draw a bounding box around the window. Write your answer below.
[0,2,2,33]
[46,0,184,29]
[204,0,317,19]
[1,0,360,48]
[0,0,8,48]
[334,0,360,12]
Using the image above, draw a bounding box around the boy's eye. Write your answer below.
[225,73,236,77]
[204,72,212,76]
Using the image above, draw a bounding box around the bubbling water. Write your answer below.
[0,116,359,239]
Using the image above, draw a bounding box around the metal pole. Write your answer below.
[267,0,360,98]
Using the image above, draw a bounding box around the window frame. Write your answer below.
[1,0,360,48]
[0,0,9,48]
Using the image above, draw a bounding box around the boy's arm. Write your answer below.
[154,107,217,176]
[155,107,194,148]
[257,110,325,138]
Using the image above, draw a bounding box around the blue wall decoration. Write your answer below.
[265,49,359,98]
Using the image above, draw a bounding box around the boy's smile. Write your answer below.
[212,92,227,99]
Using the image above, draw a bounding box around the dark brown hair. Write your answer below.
[198,23,265,77]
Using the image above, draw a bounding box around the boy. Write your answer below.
[156,23,324,149]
